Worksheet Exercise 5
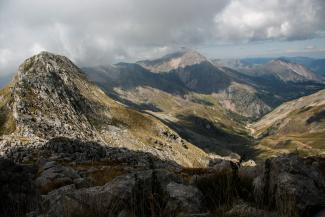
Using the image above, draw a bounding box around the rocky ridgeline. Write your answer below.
[12,51,101,140]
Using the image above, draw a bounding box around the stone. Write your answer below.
[164,182,206,216]
[73,177,91,189]
[254,155,325,217]
[35,161,81,194]
[241,159,256,167]
[225,201,274,217]
[38,169,207,217]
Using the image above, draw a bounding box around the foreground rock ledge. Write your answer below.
[1,153,324,217]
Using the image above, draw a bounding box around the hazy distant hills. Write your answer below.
[212,57,325,103]
[241,59,321,82]
[213,56,325,78]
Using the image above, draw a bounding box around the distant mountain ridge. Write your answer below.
[83,49,324,158]
[137,49,208,73]
[213,56,325,78]
[85,50,324,120]
[249,59,322,82]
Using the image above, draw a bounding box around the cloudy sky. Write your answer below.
[1,0,325,83]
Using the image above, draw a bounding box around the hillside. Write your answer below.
[85,65,254,156]
[250,89,325,159]
[84,51,267,157]
[0,52,210,167]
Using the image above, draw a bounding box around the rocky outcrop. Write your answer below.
[218,82,271,118]
[165,182,205,215]
[1,153,324,217]
[254,155,325,217]
[35,160,89,194]
[38,169,207,217]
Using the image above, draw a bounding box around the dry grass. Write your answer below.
[67,161,128,186]
[86,166,126,186]
[0,85,16,136]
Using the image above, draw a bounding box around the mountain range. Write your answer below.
[0,50,325,217]
[83,49,324,159]
[0,50,324,161]
[213,56,325,77]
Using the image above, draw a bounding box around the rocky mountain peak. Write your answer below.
[12,52,100,140]
[170,48,207,63]
[261,58,322,82]
[17,51,82,79]
[137,49,208,73]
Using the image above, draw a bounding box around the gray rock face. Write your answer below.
[39,169,207,217]
[35,161,84,194]
[254,155,325,217]
[219,82,272,118]
[13,52,100,140]
[165,182,206,216]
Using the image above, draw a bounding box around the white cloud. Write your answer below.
[0,0,324,78]
[304,45,316,50]
[214,0,325,41]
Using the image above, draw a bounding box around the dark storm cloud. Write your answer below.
[0,0,325,78]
